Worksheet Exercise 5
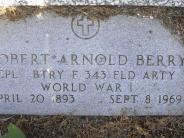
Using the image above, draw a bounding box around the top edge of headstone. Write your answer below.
[0,0,183,7]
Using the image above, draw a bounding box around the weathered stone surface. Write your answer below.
[0,0,183,7]
[0,13,183,115]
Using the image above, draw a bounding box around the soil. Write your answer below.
[0,6,184,138]
[0,116,184,138]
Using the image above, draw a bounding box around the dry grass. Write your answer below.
[0,116,184,138]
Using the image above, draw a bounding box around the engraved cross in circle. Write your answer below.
[77,16,94,36]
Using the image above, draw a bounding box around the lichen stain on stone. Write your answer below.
[120,108,128,116]
[0,6,183,43]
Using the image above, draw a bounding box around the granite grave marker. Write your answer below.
[0,12,183,115]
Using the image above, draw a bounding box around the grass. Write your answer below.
[0,116,184,137]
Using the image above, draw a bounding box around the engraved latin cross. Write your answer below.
[77,16,94,36]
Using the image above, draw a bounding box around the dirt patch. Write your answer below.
[0,116,184,138]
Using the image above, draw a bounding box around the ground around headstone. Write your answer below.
[0,6,183,137]
[0,116,184,137]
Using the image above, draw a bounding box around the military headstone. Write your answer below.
[0,12,183,115]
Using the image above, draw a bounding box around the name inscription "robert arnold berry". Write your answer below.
[0,53,184,66]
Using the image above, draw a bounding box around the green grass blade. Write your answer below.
[6,124,26,138]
